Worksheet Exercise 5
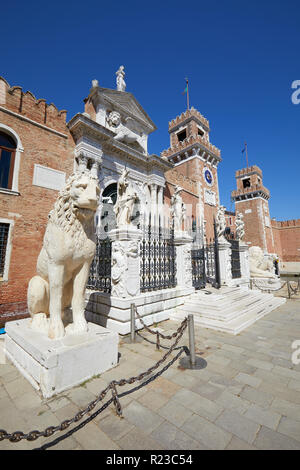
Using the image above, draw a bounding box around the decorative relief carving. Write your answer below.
[204,189,216,206]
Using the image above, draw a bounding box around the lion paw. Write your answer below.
[65,319,88,336]
[48,319,65,339]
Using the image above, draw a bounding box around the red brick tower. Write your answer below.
[231,165,275,253]
[161,107,221,241]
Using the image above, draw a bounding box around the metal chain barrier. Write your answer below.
[0,316,188,445]
[250,279,300,298]
[134,304,187,350]
[250,279,287,293]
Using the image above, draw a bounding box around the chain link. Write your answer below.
[0,316,188,444]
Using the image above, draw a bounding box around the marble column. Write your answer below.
[150,183,157,227]
[174,233,194,290]
[217,237,233,286]
[239,241,250,286]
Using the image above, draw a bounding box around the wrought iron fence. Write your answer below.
[191,247,206,289]
[140,221,176,292]
[225,235,241,279]
[87,237,112,293]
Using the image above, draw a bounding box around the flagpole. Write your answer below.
[245,142,249,169]
[185,78,189,110]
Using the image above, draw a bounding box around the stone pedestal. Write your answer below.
[250,276,282,292]
[109,226,143,298]
[239,242,250,286]
[217,237,233,286]
[4,319,119,398]
[174,232,194,289]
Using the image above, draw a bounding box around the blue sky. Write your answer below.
[1,0,299,219]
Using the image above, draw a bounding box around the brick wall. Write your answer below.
[0,77,75,325]
[271,219,300,262]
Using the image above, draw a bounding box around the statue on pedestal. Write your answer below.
[27,167,100,339]
[216,205,227,240]
[170,185,186,233]
[235,212,245,241]
[114,168,138,228]
[116,65,126,92]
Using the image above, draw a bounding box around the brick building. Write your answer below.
[161,107,221,241]
[231,164,300,272]
[0,77,75,326]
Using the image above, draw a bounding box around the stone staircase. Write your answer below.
[170,286,286,335]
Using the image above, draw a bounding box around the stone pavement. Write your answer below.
[1,298,300,450]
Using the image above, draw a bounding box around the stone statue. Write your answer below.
[107,110,146,153]
[216,205,227,240]
[170,186,186,232]
[249,246,276,279]
[27,169,100,339]
[116,65,126,92]
[114,168,138,227]
[235,212,245,241]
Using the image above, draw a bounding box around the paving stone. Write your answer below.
[240,385,274,409]
[277,416,300,443]
[288,379,300,392]
[216,390,250,415]
[66,386,96,408]
[47,395,71,412]
[235,372,262,389]
[150,421,207,450]
[98,413,135,441]
[4,377,35,399]
[13,391,43,411]
[259,381,300,405]
[181,414,232,450]
[244,404,281,430]
[271,398,300,421]
[117,427,163,450]
[272,365,300,381]
[254,425,300,450]
[191,381,224,401]
[122,400,164,435]
[137,390,170,411]
[157,399,194,427]
[246,358,274,371]
[172,388,223,421]
[73,422,120,450]
[253,368,289,386]
[206,353,232,366]
[215,409,260,444]
[54,403,81,422]
[171,371,203,389]
[147,376,182,398]
[226,436,257,450]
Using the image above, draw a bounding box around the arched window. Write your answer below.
[0,132,16,190]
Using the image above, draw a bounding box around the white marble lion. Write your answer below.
[27,170,100,339]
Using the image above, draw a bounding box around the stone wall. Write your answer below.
[271,218,300,263]
[0,76,75,325]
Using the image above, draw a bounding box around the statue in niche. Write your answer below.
[249,246,277,279]
[215,205,227,240]
[27,168,100,339]
[106,110,146,153]
[170,185,186,232]
[235,212,245,241]
[114,168,138,227]
[116,65,126,92]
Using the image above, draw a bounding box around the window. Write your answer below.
[0,222,10,278]
[242,178,251,189]
[198,128,204,137]
[0,132,16,190]
[177,129,186,142]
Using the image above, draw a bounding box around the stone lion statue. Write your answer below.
[107,111,146,153]
[27,170,100,339]
[249,246,275,279]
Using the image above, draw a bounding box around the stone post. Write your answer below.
[239,241,250,286]
[109,226,143,298]
[217,237,233,286]
[174,232,194,290]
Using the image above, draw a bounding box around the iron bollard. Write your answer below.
[179,314,206,370]
[188,314,196,368]
[130,303,136,342]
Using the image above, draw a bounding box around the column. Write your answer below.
[150,183,157,227]
[239,241,250,286]
[174,233,194,290]
[217,237,233,286]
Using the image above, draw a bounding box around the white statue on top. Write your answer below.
[116,65,126,92]
[170,186,186,232]
[114,168,138,227]
[249,246,276,279]
[235,212,245,241]
[216,205,227,240]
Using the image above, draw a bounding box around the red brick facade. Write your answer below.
[162,107,221,241]
[0,77,75,326]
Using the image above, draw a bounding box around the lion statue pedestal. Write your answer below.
[4,169,119,398]
[249,246,282,292]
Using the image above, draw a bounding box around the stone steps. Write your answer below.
[170,286,286,335]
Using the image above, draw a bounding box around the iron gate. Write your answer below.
[87,237,112,293]
[191,247,206,289]
[140,221,176,292]
[227,238,241,279]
